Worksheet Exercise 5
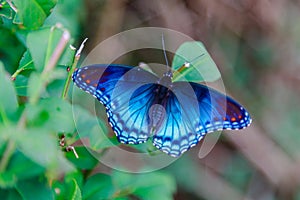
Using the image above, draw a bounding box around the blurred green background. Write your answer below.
[1,0,300,199]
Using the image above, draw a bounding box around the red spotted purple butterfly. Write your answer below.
[72,61,251,157]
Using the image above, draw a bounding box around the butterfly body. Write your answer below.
[72,64,251,157]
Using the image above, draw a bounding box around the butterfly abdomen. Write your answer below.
[147,84,173,133]
[148,104,166,133]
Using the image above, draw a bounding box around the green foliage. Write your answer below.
[26,27,75,71]
[81,171,175,200]
[172,41,221,82]
[12,0,57,29]
[0,1,177,199]
[0,63,18,121]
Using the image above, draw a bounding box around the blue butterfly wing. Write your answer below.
[73,64,135,104]
[152,81,251,157]
[110,83,158,144]
[72,64,158,144]
[73,65,252,157]
[152,88,203,157]
[188,82,252,132]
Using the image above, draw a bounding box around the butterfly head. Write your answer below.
[158,70,173,86]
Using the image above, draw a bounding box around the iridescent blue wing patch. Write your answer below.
[72,64,158,144]
[151,81,251,157]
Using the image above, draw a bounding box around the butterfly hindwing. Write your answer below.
[152,87,203,157]
[188,82,251,133]
[109,83,157,144]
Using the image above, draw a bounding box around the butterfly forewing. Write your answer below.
[72,64,133,104]
[73,64,159,144]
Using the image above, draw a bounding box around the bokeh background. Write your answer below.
[1,0,300,199]
[82,1,300,199]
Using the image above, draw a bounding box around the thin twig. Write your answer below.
[6,0,17,13]
[43,30,70,75]
[66,146,79,159]
[30,28,70,104]
[0,140,15,172]
[61,38,88,100]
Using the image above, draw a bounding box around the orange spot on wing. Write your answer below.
[231,117,236,121]
[238,115,242,119]
[223,117,227,121]
[86,79,91,84]
[81,74,86,78]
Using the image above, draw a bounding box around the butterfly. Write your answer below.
[72,63,251,157]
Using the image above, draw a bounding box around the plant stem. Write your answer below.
[61,38,88,100]
[29,29,70,104]
[6,0,17,13]
[11,60,34,80]
[43,30,70,75]
[0,103,27,172]
[0,140,15,172]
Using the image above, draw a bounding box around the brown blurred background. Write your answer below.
[82,1,300,199]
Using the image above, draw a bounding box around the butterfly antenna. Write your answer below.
[161,33,170,68]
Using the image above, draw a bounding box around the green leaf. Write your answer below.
[0,63,18,122]
[73,105,109,150]
[0,171,17,188]
[16,177,54,200]
[112,171,176,200]
[0,2,13,19]
[26,26,74,72]
[26,97,75,133]
[14,74,30,96]
[16,129,58,168]
[56,45,75,67]
[13,50,35,96]
[12,9,22,25]
[15,128,74,176]
[7,152,45,180]
[82,174,114,200]
[0,139,6,155]
[68,179,82,200]
[27,71,46,102]
[172,41,221,82]
[12,0,57,29]
[0,188,23,200]
[44,0,85,37]
[26,68,66,99]
[26,27,53,71]
[0,25,25,73]
[52,181,65,200]
[52,171,84,200]
[65,171,84,190]
[0,26,25,74]
[66,146,98,170]
[17,50,35,72]
[47,78,67,98]
[0,124,15,143]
